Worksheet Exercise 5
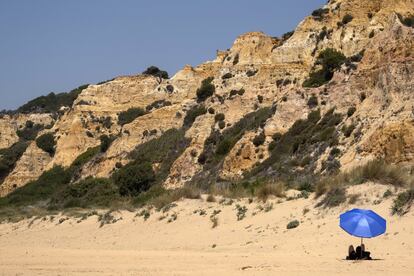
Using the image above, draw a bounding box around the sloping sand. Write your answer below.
[1,183,413,275]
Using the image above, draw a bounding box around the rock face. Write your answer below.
[1,0,414,195]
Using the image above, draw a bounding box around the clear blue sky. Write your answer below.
[0,0,326,110]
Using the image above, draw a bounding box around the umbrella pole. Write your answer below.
[361,238,363,259]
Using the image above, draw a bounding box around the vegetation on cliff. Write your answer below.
[17,84,89,114]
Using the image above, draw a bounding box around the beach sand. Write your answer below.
[1,183,413,275]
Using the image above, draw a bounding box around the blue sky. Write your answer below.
[0,0,326,110]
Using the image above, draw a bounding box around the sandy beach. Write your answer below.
[1,183,413,275]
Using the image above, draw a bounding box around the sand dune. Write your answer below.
[1,183,413,275]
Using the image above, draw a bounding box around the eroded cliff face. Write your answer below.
[1,0,414,195]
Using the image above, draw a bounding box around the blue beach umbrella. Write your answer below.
[340,208,386,245]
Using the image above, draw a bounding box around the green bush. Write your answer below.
[0,140,30,182]
[282,31,294,41]
[100,135,115,153]
[50,177,119,209]
[253,132,266,147]
[391,189,414,215]
[342,14,354,25]
[118,108,146,126]
[342,124,355,138]
[146,100,172,111]
[216,137,233,155]
[17,84,89,114]
[307,94,319,108]
[398,14,414,27]
[249,108,342,181]
[312,8,329,20]
[303,48,346,88]
[183,105,207,128]
[287,220,300,229]
[127,128,190,187]
[207,107,273,160]
[36,133,56,156]
[71,146,100,167]
[196,77,215,102]
[142,66,169,79]
[316,186,346,208]
[113,162,155,196]
[347,106,356,117]
[0,166,71,208]
[16,123,44,141]
[215,113,225,122]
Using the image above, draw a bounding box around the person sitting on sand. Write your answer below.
[361,244,372,260]
[355,246,362,259]
[346,245,356,260]
[355,245,372,260]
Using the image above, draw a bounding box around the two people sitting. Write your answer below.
[346,244,372,260]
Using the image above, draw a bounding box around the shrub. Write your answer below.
[383,189,393,198]
[101,116,112,129]
[282,31,294,41]
[316,160,407,196]
[218,121,226,129]
[391,189,414,215]
[72,146,100,168]
[303,48,346,88]
[35,133,56,156]
[146,100,172,111]
[50,177,119,209]
[235,204,247,220]
[0,140,30,181]
[113,162,155,196]
[214,113,225,122]
[360,92,367,102]
[342,124,355,138]
[256,182,285,202]
[327,146,339,156]
[347,106,356,117]
[118,108,146,126]
[312,8,329,20]
[253,132,266,147]
[0,166,71,208]
[246,70,257,77]
[229,88,245,98]
[128,128,190,186]
[17,84,89,114]
[342,14,354,25]
[196,77,215,102]
[316,186,346,208]
[257,95,264,103]
[249,108,342,180]
[233,54,239,65]
[183,105,207,128]
[142,66,169,79]
[287,220,300,229]
[16,124,44,141]
[307,94,318,108]
[206,194,216,202]
[222,73,233,79]
[398,14,414,28]
[216,137,233,155]
[208,107,215,114]
[99,135,114,153]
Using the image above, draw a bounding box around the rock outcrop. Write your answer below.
[1,0,414,195]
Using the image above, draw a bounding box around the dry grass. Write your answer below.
[149,186,201,210]
[316,160,410,199]
[256,182,285,202]
[206,194,216,202]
